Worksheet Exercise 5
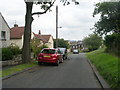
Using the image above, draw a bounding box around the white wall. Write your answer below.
[0,13,10,48]
[45,36,54,48]
[10,39,23,49]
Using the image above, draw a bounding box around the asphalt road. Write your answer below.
[2,53,101,88]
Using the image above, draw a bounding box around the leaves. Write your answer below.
[83,34,102,51]
[93,2,120,35]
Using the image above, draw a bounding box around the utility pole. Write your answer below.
[56,5,58,48]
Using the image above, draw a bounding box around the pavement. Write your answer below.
[2,53,109,88]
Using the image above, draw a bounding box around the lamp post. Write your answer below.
[56,5,58,48]
[56,5,62,48]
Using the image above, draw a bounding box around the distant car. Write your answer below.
[57,48,68,60]
[37,48,63,66]
[73,49,79,54]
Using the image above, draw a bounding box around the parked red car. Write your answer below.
[38,48,63,66]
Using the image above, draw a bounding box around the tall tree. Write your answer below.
[22,0,79,63]
[83,34,102,51]
[92,2,120,36]
[54,39,70,49]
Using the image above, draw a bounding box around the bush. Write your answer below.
[2,44,21,61]
[2,48,13,61]
[104,33,120,57]
[8,43,22,55]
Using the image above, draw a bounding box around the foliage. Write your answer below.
[39,44,48,51]
[31,38,42,57]
[31,38,48,58]
[54,38,70,49]
[104,33,120,57]
[2,48,13,61]
[2,44,21,61]
[93,2,120,35]
[83,34,102,51]
[87,48,119,89]
[8,43,22,55]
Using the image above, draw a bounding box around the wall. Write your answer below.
[0,13,10,48]
[10,38,23,49]
[45,36,53,48]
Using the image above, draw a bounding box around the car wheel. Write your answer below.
[55,60,59,66]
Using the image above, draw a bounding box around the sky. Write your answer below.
[0,0,103,41]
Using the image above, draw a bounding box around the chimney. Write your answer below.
[14,24,18,27]
[38,30,41,35]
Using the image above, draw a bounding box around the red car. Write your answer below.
[38,48,63,66]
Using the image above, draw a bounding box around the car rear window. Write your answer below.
[41,49,56,54]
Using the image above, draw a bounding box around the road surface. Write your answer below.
[2,53,101,88]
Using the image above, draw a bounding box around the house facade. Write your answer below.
[0,13,10,48]
[70,40,83,51]
[42,35,54,48]
[10,25,24,49]
[10,27,54,49]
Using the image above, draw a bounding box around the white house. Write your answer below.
[0,13,10,48]
[10,26,54,49]
[10,25,24,49]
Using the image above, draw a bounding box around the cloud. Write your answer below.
[0,0,100,40]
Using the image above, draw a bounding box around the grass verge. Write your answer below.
[86,48,119,89]
[1,61,38,78]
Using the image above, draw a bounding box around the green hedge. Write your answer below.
[104,33,120,57]
[2,44,22,61]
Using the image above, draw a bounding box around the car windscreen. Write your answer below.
[41,49,56,54]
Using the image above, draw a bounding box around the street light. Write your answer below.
[56,5,62,48]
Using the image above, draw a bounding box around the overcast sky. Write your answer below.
[0,0,103,41]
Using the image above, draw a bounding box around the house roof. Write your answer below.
[33,33,49,43]
[10,27,24,39]
[41,35,52,43]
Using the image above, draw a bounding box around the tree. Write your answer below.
[54,39,70,49]
[31,38,42,59]
[93,1,120,57]
[92,2,120,36]
[83,34,102,51]
[22,0,79,63]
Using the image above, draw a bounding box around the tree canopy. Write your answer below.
[93,2,120,36]
[83,34,102,51]
[54,39,70,49]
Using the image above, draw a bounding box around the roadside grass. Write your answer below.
[86,48,119,89]
[1,61,38,78]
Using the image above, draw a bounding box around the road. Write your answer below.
[2,53,101,88]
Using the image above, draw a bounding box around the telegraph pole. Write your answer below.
[56,5,58,48]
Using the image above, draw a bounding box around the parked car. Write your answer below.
[73,49,79,54]
[57,48,68,60]
[37,48,63,66]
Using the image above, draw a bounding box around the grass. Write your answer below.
[86,48,119,89]
[1,61,38,78]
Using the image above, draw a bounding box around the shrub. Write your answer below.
[8,43,22,55]
[104,33,120,57]
[2,44,21,61]
[2,48,13,61]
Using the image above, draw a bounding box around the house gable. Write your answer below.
[0,12,10,48]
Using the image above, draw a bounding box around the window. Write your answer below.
[1,31,6,40]
[41,49,55,54]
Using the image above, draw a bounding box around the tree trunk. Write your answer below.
[22,2,33,63]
